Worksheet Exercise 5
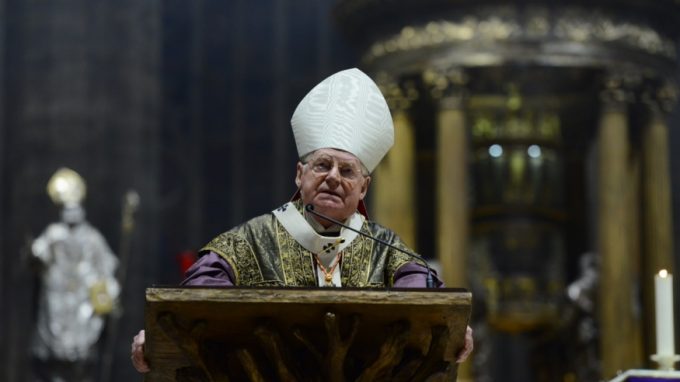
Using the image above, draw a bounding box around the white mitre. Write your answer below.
[291,68,394,173]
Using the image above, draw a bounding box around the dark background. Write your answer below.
[0,1,355,380]
[0,1,678,381]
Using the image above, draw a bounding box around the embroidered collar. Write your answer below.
[272,201,364,268]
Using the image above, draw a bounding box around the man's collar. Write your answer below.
[273,201,364,259]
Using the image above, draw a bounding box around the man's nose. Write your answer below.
[325,165,341,186]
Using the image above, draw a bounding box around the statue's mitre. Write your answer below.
[47,167,86,206]
[291,68,394,173]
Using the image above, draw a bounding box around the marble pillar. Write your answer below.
[597,77,643,375]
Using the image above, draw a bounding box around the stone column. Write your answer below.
[626,150,644,366]
[373,76,418,248]
[425,68,469,288]
[641,82,677,358]
[427,67,472,381]
[597,75,642,376]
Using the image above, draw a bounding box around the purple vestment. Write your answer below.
[182,251,442,288]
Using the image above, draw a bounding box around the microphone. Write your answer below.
[304,204,436,288]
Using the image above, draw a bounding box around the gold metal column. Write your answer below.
[597,77,642,376]
[373,78,417,247]
[426,68,468,288]
[641,83,677,357]
[625,149,645,369]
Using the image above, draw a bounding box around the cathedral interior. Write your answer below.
[1,0,679,381]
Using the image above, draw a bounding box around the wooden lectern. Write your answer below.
[144,287,471,382]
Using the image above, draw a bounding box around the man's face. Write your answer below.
[295,148,371,225]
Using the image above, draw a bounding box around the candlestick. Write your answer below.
[652,269,679,370]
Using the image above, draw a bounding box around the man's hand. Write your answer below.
[131,329,150,373]
[456,325,474,363]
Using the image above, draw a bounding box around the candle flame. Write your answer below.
[659,269,668,278]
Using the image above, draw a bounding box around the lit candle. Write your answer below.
[655,269,675,356]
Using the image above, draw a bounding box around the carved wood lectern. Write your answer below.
[144,287,471,382]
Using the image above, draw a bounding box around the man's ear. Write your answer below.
[295,162,304,188]
[359,176,371,199]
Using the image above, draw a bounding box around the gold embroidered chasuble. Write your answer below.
[200,201,413,287]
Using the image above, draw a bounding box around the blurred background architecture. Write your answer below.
[0,1,679,381]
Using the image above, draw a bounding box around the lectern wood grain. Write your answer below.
[144,287,471,382]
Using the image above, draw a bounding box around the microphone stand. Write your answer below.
[304,204,436,288]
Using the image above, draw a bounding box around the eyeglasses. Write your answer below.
[305,154,366,181]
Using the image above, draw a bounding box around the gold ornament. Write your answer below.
[90,280,114,315]
[47,167,86,206]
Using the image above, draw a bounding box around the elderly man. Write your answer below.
[131,68,473,372]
